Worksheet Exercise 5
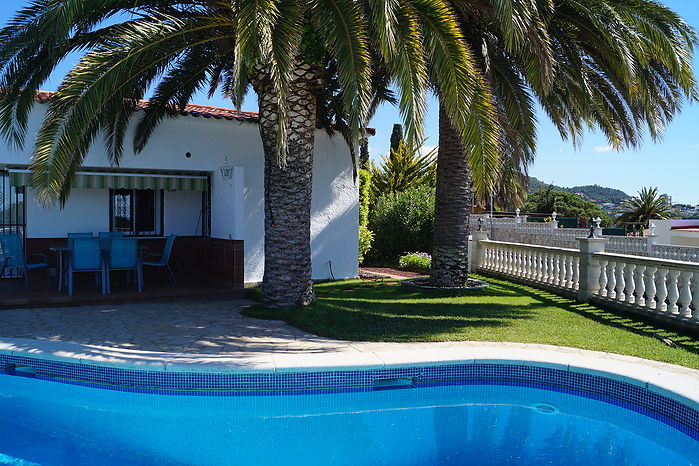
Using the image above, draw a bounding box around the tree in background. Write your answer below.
[389,124,404,156]
[370,139,436,197]
[523,189,611,226]
[366,126,437,260]
[359,139,370,170]
[358,168,373,263]
[615,187,677,227]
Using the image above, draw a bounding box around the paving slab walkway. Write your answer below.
[0,299,354,354]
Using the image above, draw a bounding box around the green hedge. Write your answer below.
[368,185,434,260]
[358,169,373,263]
[398,252,431,274]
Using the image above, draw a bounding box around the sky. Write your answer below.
[0,0,697,203]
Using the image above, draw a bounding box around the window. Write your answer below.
[110,189,163,236]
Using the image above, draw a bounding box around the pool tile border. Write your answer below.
[1,338,698,441]
[1,354,697,441]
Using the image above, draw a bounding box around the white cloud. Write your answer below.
[419,145,438,156]
[594,145,614,152]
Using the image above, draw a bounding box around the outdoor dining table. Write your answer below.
[50,242,149,292]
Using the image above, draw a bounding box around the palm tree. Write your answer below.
[615,187,677,228]
[0,0,492,307]
[430,0,696,287]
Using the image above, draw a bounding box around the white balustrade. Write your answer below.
[475,237,699,326]
[678,271,693,318]
[478,240,580,293]
[592,252,699,323]
[644,266,657,311]
[652,245,699,263]
[656,266,669,313]
[605,236,649,256]
[473,214,699,264]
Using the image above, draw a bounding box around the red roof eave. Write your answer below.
[34,90,376,135]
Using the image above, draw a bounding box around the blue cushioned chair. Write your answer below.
[143,234,177,283]
[68,237,106,296]
[106,238,142,293]
[66,233,96,284]
[98,231,123,249]
[68,232,94,248]
[0,233,49,289]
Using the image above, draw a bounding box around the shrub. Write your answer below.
[398,252,431,274]
[370,139,436,198]
[358,225,374,263]
[358,168,373,263]
[368,185,434,260]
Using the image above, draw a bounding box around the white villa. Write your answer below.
[652,219,699,248]
[0,92,360,287]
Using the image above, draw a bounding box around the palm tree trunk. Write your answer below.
[431,103,472,287]
[253,62,317,307]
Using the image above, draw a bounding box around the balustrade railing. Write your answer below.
[472,234,699,327]
[470,214,699,265]
[479,240,580,293]
[651,244,699,263]
[592,252,699,321]
[604,236,649,256]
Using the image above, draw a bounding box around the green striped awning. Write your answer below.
[9,170,208,191]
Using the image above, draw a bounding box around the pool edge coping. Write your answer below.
[1,337,697,410]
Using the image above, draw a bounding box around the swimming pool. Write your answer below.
[0,357,697,466]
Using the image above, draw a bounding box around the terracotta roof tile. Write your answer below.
[35,90,258,122]
[34,90,375,135]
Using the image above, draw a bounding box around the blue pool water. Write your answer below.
[0,375,697,466]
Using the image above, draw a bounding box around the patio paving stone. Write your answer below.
[0,298,349,354]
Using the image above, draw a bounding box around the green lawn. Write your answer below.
[243,275,699,369]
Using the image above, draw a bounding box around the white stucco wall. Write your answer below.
[1,104,359,283]
[652,219,699,247]
[653,220,674,246]
[26,188,110,237]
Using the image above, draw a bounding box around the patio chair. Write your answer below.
[106,238,142,293]
[143,234,177,283]
[68,232,94,243]
[65,233,99,286]
[68,237,106,296]
[98,231,123,249]
[0,233,49,289]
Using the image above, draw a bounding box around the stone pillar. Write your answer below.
[550,211,559,230]
[577,237,608,302]
[470,230,489,272]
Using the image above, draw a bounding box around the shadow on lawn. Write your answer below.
[247,278,699,353]
[492,278,699,357]
[247,281,539,341]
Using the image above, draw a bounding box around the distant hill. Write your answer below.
[528,177,630,205]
